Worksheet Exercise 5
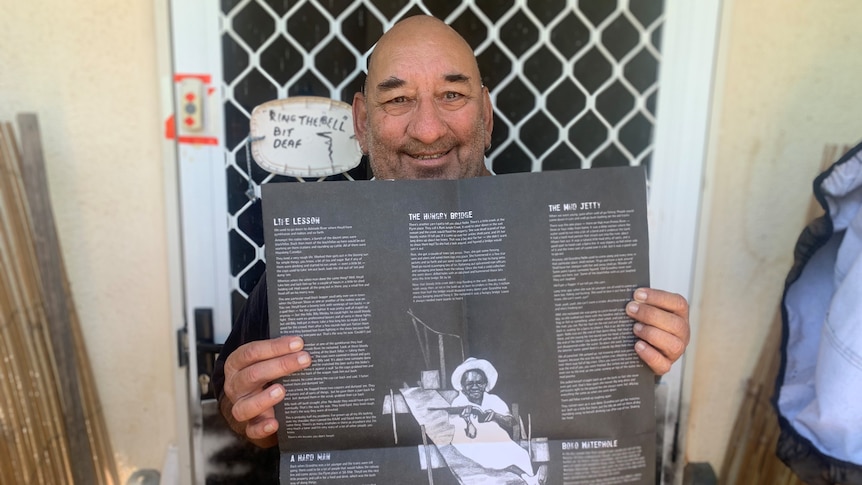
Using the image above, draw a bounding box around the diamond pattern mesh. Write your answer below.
[221,0,665,318]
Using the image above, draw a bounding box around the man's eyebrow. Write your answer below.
[443,73,471,84]
[375,73,472,92]
[376,77,405,92]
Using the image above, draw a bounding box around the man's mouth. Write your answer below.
[407,149,452,161]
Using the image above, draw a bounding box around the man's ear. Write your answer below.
[482,86,493,150]
[352,92,369,154]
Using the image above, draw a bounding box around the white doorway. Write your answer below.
[163,1,719,482]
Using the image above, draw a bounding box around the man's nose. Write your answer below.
[406,97,447,145]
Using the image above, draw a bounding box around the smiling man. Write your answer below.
[352,15,493,180]
[214,15,689,462]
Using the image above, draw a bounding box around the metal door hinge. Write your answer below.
[177,327,189,368]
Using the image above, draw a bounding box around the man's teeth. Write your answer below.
[414,153,445,160]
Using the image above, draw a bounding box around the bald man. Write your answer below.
[352,15,493,180]
[214,15,689,454]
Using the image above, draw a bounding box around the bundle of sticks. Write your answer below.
[0,115,119,484]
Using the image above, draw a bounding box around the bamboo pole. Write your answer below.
[1,121,75,484]
[1,127,44,483]
[1,122,42,483]
[5,120,77,484]
[0,295,29,484]
[0,116,119,483]
[15,113,98,485]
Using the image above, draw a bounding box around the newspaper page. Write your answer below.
[262,167,654,484]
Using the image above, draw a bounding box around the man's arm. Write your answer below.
[219,335,311,448]
[626,288,690,375]
[478,408,515,435]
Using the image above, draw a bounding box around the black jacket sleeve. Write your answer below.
[212,272,270,402]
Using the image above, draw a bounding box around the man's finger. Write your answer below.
[634,340,672,375]
[231,383,286,424]
[633,288,689,321]
[633,323,686,362]
[245,411,280,440]
[225,350,311,400]
[226,336,305,372]
[223,336,305,388]
[626,299,689,346]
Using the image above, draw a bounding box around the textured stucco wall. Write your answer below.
[686,0,862,472]
[0,0,176,481]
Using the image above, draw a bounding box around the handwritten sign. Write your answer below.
[249,97,362,177]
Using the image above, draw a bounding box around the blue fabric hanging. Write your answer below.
[774,142,862,484]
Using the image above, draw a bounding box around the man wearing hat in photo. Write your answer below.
[448,357,546,485]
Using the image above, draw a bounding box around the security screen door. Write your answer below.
[167,1,718,483]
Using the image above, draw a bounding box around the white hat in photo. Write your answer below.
[451,357,499,392]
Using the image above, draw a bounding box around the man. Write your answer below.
[214,14,689,451]
[446,358,546,485]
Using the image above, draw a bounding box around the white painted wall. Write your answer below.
[2,0,862,481]
[0,0,177,482]
[686,0,862,472]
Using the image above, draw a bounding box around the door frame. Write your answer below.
[159,1,722,483]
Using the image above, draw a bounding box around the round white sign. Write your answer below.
[249,97,362,177]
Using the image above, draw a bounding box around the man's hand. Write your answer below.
[460,406,478,420]
[626,288,690,375]
[220,335,311,448]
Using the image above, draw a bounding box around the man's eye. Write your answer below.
[381,96,413,115]
[439,91,469,110]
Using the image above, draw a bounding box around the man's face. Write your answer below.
[353,17,493,180]
[462,369,487,402]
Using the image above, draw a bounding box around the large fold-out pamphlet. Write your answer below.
[263,167,654,484]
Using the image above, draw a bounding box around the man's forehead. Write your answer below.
[366,17,479,86]
[368,48,476,82]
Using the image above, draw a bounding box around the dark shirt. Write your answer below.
[212,272,269,402]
